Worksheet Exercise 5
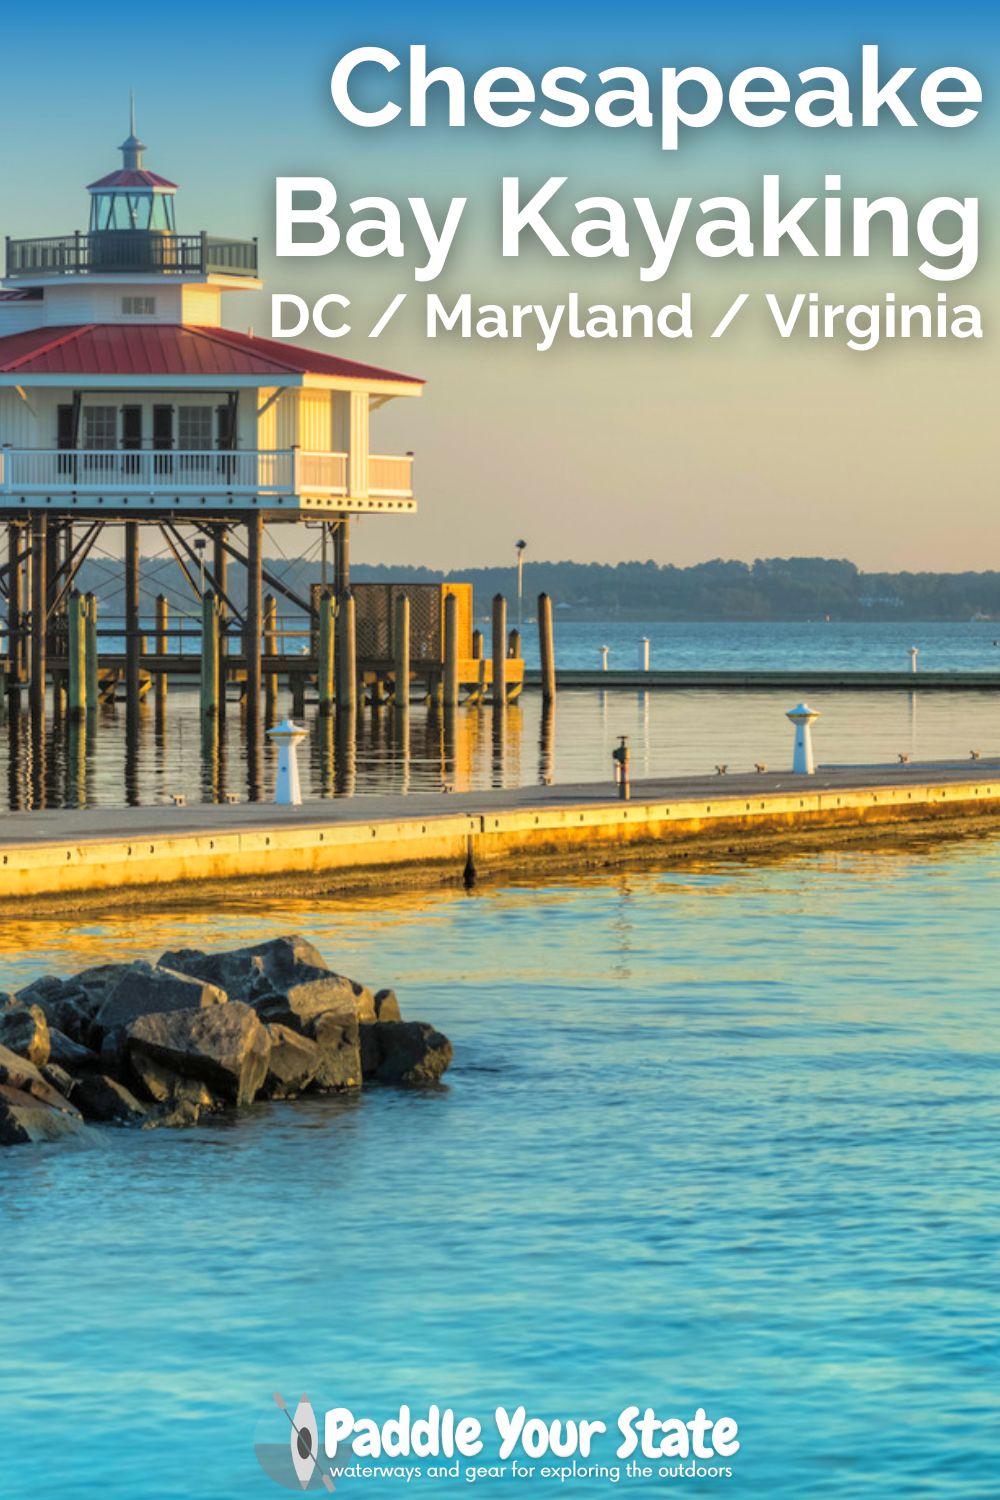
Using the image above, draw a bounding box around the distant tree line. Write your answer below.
[73,555,1000,622]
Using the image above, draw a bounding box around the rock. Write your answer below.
[143,1098,203,1130]
[126,1002,271,1108]
[0,1083,86,1146]
[309,1012,362,1091]
[253,975,374,1031]
[96,962,228,1032]
[127,1054,217,1112]
[72,1074,148,1124]
[47,1029,102,1074]
[160,937,376,1027]
[0,1043,78,1113]
[14,972,117,1049]
[263,1024,323,1099]
[160,934,329,997]
[374,989,402,1022]
[0,1005,51,1067]
[360,1024,381,1079]
[41,1063,76,1098]
[373,1022,453,1086]
[0,991,18,1010]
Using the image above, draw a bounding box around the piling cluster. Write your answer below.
[0,935,452,1148]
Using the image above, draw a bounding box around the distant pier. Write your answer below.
[524,669,1000,691]
[2,759,999,908]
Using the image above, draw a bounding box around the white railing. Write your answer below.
[0,448,414,500]
[294,450,348,495]
[0,448,293,494]
[369,453,414,498]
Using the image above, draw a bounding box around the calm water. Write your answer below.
[4,686,1000,810]
[5,621,1000,810]
[1,835,999,1497]
[513,619,1000,674]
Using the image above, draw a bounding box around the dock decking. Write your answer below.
[2,760,999,907]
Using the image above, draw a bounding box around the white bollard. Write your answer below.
[268,717,307,805]
[600,645,609,671]
[786,702,820,775]
[910,646,919,674]
[638,637,650,671]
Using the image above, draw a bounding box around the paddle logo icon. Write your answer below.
[254,1393,335,1492]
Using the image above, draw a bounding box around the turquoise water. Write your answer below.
[2,833,999,1497]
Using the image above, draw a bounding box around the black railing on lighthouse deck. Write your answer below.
[4,231,259,279]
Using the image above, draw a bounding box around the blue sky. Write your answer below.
[1,1,997,569]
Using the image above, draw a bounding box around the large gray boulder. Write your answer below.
[95,962,228,1036]
[374,989,402,1022]
[0,1005,51,1068]
[253,975,374,1031]
[263,1024,323,1099]
[126,1002,271,1107]
[127,1053,218,1115]
[310,1012,362,1091]
[0,1043,77,1113]
[16,966,133,1047]
[160,934,328,997]
[161,936,376,1024]
[72,1074,148,1125]
[0,1083,86,1146]
[372,1023,453,1086]
[47,1029,102,1074]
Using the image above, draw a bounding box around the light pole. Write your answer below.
[515,538,527,628]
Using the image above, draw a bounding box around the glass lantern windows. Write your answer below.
[89,191,176,233]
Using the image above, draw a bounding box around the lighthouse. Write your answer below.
[0,110,423,727]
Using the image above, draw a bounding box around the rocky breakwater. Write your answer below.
[0,936,452,1148]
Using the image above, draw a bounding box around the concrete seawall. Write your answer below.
[2,761,999,909]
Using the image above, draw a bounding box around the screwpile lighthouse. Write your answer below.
[0,113,423,731]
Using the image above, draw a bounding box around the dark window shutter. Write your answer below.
[153,405,174,450]
[57,404,74,449]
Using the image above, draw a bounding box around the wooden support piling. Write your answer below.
[443,592,459,710]
[491,593,507,706]
[84,593,99,713]
[264,593,278,722]
[291,674,306,718]
[334,518,350,594]
[155,594,168,720]
[538,592,556,703]
[394,594,410,707]
[244,513,263,727]
[124,520,141,721]
[7,523,23,686]
[508,628,521,660]
[472,629,483,661]
[338,591,357,712]
[200,591,220,720]
[317,591,336,715]
[214,525,228,716]
[67,590,87,721]
[29,514,47,722]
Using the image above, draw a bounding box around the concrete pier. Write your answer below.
[1,759,998,909]
[525,669,1000,691]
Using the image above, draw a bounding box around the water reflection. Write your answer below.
[1,683,999,812]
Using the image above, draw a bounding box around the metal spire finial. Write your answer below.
[120,92,146,171]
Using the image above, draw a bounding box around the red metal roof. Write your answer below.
[0,324,423,384]
[87,169,178,191]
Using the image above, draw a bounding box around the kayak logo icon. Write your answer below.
[254,1393,335,1492]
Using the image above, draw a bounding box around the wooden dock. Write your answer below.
[524,669,1000,691]
[2,759,999,909]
